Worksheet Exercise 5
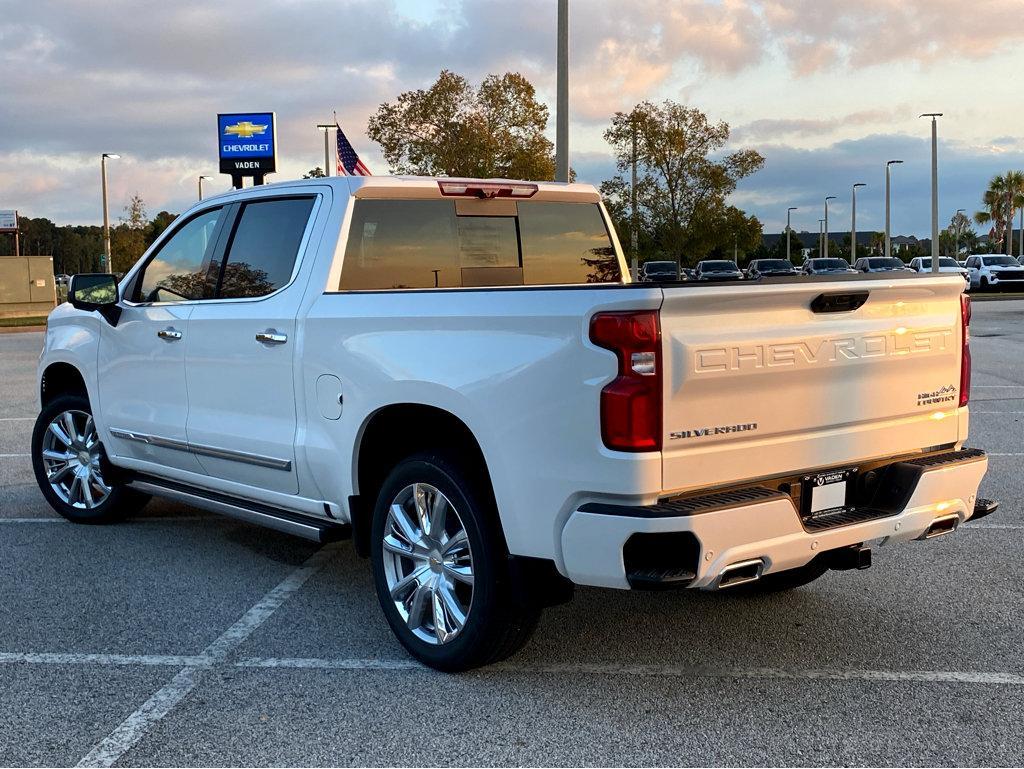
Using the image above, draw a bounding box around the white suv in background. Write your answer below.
[908,257,969,286]
[964,254,1024,291]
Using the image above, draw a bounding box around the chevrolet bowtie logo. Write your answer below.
[223,121,268,139]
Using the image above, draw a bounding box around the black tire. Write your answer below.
[370,451,539,672]
[980,277,990,292]
[32,393,150,524]
[735,560,830,594]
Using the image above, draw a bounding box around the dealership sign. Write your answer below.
[0,210,16,232]
[217,112,277,175]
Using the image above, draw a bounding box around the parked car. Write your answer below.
[639,260,683,282]
[964,254,1024,291]
[682,268,696,281]
[54,273,71,286]
[854,257,912,273]
[694,259,743,281]
[34,176,995,672]
[907,257,970,286]
[801,258,857,275]
[746,259,797,279]
[1018,256,1024,267]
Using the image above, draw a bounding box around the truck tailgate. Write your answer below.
[660,276,968,494]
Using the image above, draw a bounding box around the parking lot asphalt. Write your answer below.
[1,302,1023,767]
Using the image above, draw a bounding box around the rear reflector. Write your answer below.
[960,294,971,407]
[589,311,662,451]
[437,181,538,199]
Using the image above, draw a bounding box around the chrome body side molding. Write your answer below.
[109,428,292,471]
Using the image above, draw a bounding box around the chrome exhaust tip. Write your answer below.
[921,513,960,540]
[716,558,765,589]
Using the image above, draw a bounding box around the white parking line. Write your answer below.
[75,543,340,768]
[0,417,33,422]
[236,656,422,671]
[0,453,30,458]
[0,652,208,667]
[237,657,1024,687]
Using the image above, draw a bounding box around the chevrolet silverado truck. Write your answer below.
[33,176,996,671]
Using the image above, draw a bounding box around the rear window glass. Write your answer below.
[338,199,620,290]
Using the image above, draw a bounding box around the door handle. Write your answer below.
[256,330,288,345]
[157,328,182,341]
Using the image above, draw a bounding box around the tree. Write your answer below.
[942,210,976,257]
[367,69,557,180]
[975,172,1024,255]
[601,101,764,265]
[111,193,148,273]
[302,167,326,179]
[146,211,177,248]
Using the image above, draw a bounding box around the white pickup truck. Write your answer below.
[34,176,995,671]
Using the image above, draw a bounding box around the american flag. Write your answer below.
[335,123,371,176]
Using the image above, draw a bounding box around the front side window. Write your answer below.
[136,208,221,302]
[215,197,315,299]
[339,199,621,290]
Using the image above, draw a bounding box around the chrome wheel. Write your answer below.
[40,409,110,509]
[381,482,474,645]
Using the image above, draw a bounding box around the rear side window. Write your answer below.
[339,199,620,290]
[215,197,315,299]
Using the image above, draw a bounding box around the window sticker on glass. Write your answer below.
[456,217,519,268]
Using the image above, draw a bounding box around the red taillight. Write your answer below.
[589,310,662,451]
[960,294,971,407]
[437,180,538,199]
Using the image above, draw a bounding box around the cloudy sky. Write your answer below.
[3,0,1024,236]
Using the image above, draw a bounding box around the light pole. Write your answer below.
[850,183,866,265]
[824,196,836,258]
[955,208,965,260]
[100,153,120,271]
[921,113,942,272]
[786,207,798,262]
[818,218,825,256]
[885,160,903,258]
[630,112,638,280]
[555,0,569,182]
[198,175,214,201]
[316,124,334,176]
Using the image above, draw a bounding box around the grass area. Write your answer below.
[0,315,47,328]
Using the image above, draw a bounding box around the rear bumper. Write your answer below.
[560,449,989,589]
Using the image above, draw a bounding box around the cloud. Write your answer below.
[733,109,908,141]
[730,132,1024,234]
[3,0,1024,226]
[760,0,1024,74]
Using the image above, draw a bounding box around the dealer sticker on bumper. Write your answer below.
[802,468,857,517]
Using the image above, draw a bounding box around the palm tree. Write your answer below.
[975,172,1024,255]
[975,174,1011,252]
[1004,171,1024,256]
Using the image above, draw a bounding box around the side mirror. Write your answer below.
[68,273,120,325]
